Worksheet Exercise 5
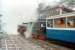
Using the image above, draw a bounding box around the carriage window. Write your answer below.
[47,19,53,27]
[67,16,75,28]
[54,18,66,28]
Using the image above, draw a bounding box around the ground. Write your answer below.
[0,34,74,50]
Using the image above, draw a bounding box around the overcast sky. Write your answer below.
[1,0,60,34]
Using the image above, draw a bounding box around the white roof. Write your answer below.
[46,12,75,19]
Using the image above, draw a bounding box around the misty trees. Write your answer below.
[60,0,75,8]
[37,0,75,14]
[37,2,51,15]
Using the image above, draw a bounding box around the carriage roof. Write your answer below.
[46,12,75,19]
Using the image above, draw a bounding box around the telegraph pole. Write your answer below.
[0,14,4,34]
[0,14,2,33]
[0,14,2,48]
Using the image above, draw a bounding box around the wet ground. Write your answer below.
[0,34,74,50]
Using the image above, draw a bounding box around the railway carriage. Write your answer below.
[46,12,75,44]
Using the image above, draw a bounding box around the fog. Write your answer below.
[1,0,60,34]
